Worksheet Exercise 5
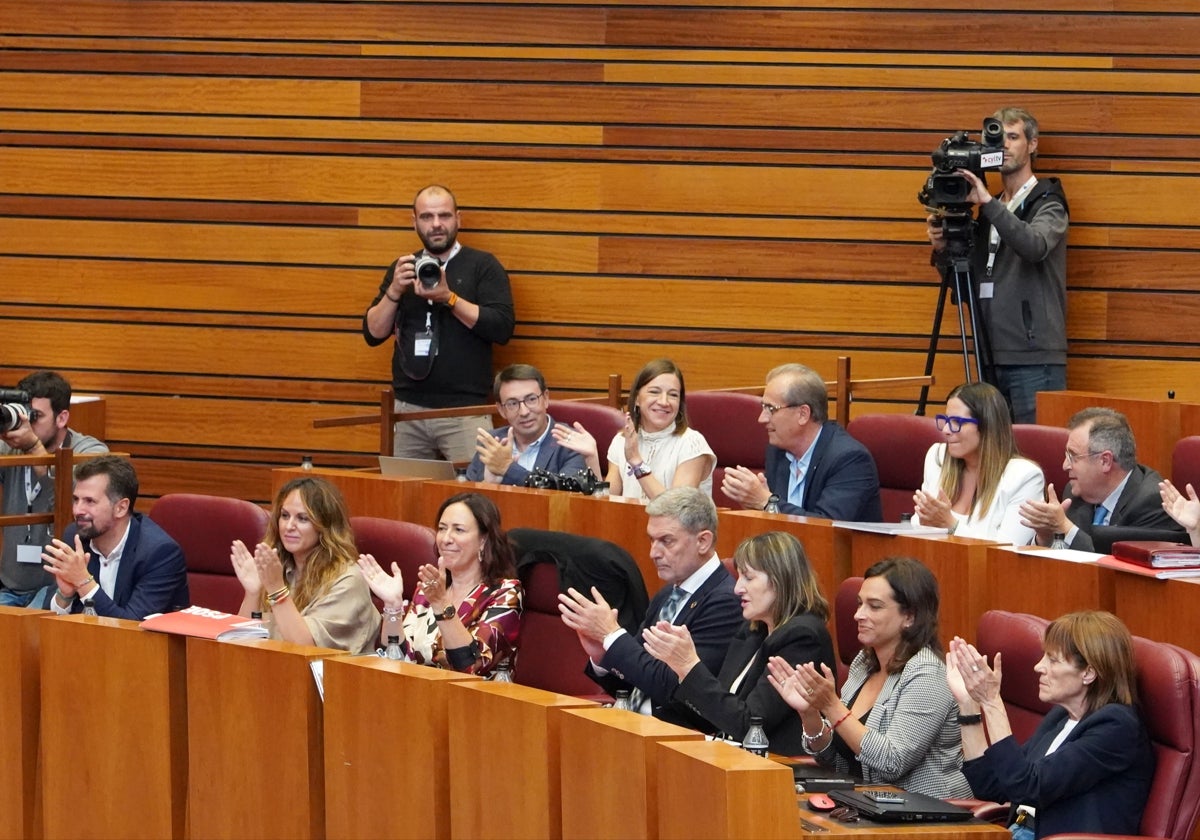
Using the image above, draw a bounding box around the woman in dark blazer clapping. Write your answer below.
[642,531,835,754]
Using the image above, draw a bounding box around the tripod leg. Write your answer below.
[952,267,973,383]
[919,276,952,415]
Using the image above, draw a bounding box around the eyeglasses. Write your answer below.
[1065,449,1104,466]
[500,393,544,413]
[935,414,980,433]
[760,401,803,416]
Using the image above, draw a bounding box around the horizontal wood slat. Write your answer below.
[4,0,1200,503]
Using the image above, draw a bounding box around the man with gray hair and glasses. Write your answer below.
[1020,407,1184,550]
[722,363,882,521]
[558,487,741,729]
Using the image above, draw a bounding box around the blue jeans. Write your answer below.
[994,364,1066,425]
[0,585,52,609]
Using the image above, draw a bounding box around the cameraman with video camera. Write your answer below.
[0,371,108,607]
[363,184,515,463]
[926,107,1069,424]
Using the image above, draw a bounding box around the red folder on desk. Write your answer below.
[1111,540,1200,569]
[140,606,269,640]
[1096,553,1200,580]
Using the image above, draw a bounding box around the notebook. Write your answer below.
[378,456,460,480]
[829,788,973,823]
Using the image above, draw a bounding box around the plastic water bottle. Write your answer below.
[491,661,514,682]
[251,610,263,622]
[612,689,632,711]
[1049,532,1068,550]
[743,716,770,757]
[82,601,97,617]
[300,455,313,471]
[385,635,404,661]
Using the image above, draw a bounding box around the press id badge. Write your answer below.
[979,281,995,300]
[413,328,433,357]
[17,543,42,564]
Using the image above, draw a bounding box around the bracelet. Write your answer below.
[627,461,653,479]
[74,575,95,589]
[381,605,404,617]
[266,586,290,606]
[957,712,984,726]
[831,710,853,730]
[800,715,832,754]
[385,292,401,303]
[446,292,459,308]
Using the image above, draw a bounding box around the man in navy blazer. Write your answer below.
[41,455,189,619]
[1020,407,1185,550]
[722,363,883,521]
[559,487,742,730]
[465,363,585,485]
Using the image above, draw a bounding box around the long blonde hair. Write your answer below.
[264,476,358,610]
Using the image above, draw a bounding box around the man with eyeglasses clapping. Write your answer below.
[721,363,882,522]
[464,364,585,486]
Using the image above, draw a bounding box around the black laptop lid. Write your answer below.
[828,788,973,823]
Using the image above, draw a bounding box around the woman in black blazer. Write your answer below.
[641,531,836,754]
[948,611,1155,838]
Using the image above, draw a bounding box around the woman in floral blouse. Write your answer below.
[358,492,522,675]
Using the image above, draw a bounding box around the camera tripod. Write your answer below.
[916,253,993,415]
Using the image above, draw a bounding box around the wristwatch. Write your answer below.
[434,604,456,621]
[763,494,781,514]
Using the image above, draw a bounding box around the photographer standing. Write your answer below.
[927,107,1069,424]
[363,184,515,463]
[0,371,108,607]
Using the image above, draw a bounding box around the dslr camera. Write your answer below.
[0,388,32,434]
[413,254,443,290]
[524,468,607,496]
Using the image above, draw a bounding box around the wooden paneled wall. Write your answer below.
[3,0,1199,504]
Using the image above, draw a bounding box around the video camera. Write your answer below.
[0,388,32,434]
[524,467,608,496]
[918,118,1005,269]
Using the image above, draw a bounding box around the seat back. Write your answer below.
[1130,634,1200,840]
[148,493,269,614]
[510,528,650,695]
[834,576,864,687]
[846,414,941,522]
[350,516,436,606]
[547,400,625,476]
[1012,423,1069,496]
[513,559,599,695]
[976,611,1053,744]
[1172,435,1200,493]
[686,391,768,508]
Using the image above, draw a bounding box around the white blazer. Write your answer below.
[915,443,1044,545]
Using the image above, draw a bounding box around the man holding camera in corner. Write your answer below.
[363,184,515,463]
[927,107,1069,424]
[0,371,108,607]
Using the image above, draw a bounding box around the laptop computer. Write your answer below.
[829,788,973,823]
[378,456,460,480]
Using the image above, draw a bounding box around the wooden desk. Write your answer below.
[839,528,1000,646]
[720,512,847,608]
[272,466,427,522]
[414,479,572,534]
[0,608,44,840]
[447,680,595,839]
[1036,391,1179,476]
[69,394,106,440]
[40,615,187,840]
[655,740,797,840]
[984,546,1114,621]
[322,657,480,840]
[559,707,703,840]
[1111,573,1200,655]
[186,638,328,840]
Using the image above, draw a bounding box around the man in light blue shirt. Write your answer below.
[465,364,585,485]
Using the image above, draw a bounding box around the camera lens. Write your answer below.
[414,255,442,289]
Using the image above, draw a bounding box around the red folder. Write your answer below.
[1096,553,1200,580]
[140,606,268,640]
[1111,540,1200,569]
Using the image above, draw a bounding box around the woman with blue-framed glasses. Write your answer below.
[912,382,1044,544]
